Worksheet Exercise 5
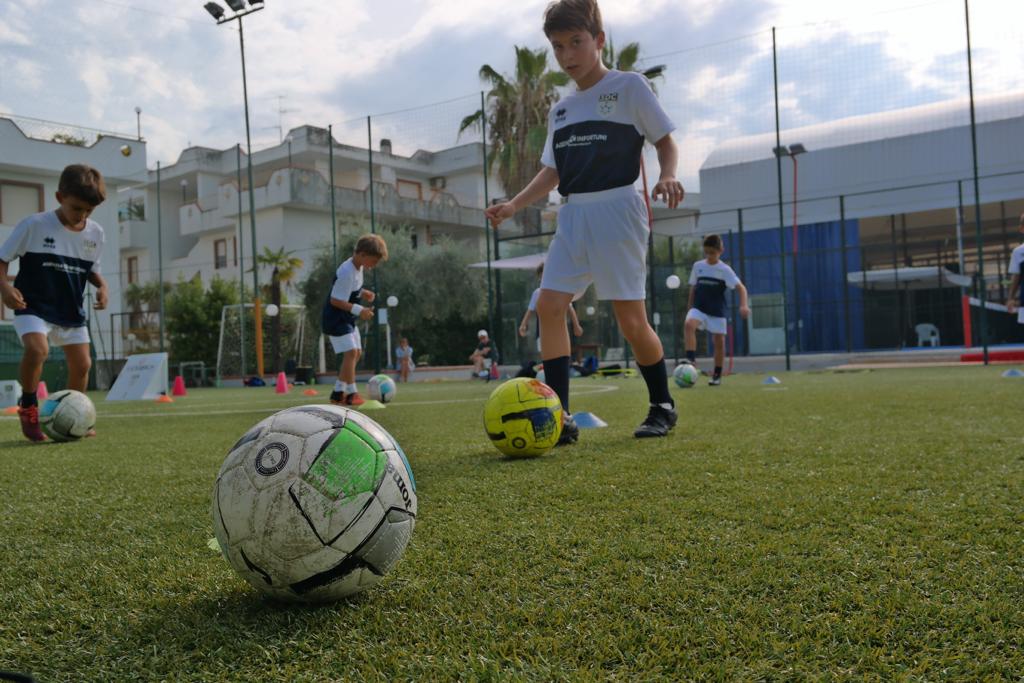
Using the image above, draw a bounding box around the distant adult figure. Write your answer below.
[470,329,498,378]
[394,337,414,383]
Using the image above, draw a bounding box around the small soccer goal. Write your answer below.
[216,303,316,383]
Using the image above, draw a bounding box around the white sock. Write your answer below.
[334,380,345,393]
[347,383,358,394]
[658,402,674,411]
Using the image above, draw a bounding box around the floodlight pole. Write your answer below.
[771,27,792,371]
[236,144,247,377]
[964,0,989,364]
[481,91,495,343]
[156,161,165,354]
[213,2,265,378]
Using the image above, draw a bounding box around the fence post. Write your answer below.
[367,116,381,375]
[839,195,851,353]
[964,0,989,364]
[772,27,792,370]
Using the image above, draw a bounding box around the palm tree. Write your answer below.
[254,247,304,373]
[603,37,666,89]
[459,46,569,199]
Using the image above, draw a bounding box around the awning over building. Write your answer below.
[847,267,970,290]
[469,252,546,270]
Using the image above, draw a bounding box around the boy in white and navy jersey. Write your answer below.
[683,234,749,386]
[321,234,387,407]
[487,0,685,442]
[1006,213,1024,325]
[518,261,583,353]
[0,164,109,442]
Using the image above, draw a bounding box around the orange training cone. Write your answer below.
[172,375,187,397]
[303,388,318,397]
[37,381,48,400]
[156,394,174,403]
[275,372,289,394]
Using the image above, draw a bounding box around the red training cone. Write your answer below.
[37,381,48,400]
[172,375,187,397]
[275,372,289,394]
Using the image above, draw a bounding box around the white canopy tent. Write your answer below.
[846,267,971,291]
[469,252,547,271]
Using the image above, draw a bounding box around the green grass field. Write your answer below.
[1,367,1022,681]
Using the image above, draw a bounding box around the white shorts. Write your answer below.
[686,309,727,336]
[1018,308,1024,324]
[541,185,649,301]
[14,314,90,346]
[328,327,361,354]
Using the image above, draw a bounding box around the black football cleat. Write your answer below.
[555,413,579,447]
[634,404,678,438]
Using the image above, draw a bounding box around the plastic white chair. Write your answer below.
[915,323,940,347]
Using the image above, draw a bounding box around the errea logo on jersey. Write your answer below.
[555,107,567,123]
[43,237,56,249]
[597,92,619,117]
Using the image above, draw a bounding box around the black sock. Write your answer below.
[20,391,37,408]
[639,358,673,407]
[714,366,723,378]
[329,390,343,402]
[686,350,696,363]
[543,355,571,413]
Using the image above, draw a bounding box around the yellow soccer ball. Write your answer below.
[483,378,563,457]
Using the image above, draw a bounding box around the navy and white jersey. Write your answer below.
[0,211,104,327]
[688,259,741,318]
[321,257,363,336]
[1010,244,1024,306]
[541,70,675,196]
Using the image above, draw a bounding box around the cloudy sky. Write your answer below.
[1,0,1021,188]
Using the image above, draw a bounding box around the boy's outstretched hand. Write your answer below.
[652,177,685,209]
[94,286,109,310]
[358,306,374,321]
[0,283,26,310]
[485,201,516,229]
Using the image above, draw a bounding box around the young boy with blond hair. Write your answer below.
[487,0,684,443]
[1007,212,1024,325]
[322,234,387,406]
[0,164,109,442]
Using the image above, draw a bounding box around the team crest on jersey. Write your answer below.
[597,92,619,117]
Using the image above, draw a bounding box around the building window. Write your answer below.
[410,232,418,250]
[0,180,44,226]
[232,236,238,266]
[126,256,139,285]
[396,179,422,200]
[214,239,228,269]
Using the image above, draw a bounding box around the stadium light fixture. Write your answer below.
[203,2,225,20]
[205,0,267,376]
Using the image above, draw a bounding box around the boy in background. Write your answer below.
[322,234,388,406]
[1006,212,1023,325]
[682,234,749,386]
[0,164,109,442]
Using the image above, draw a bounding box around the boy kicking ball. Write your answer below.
[0,164,109,442]
[487,0,684,442]
[682,234,749,386]
[322,234,387,407]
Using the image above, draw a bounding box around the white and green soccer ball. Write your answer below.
[39,389,96,441]
[367,374,396,403]
[673,363,700,389]
[212,405,417,603]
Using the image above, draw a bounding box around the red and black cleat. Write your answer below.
[18,405,47,442]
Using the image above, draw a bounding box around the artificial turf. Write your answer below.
[0,366,1021,681]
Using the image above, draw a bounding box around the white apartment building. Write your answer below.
[120,126,498,298]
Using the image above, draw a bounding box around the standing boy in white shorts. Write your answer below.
[683,234,749,386]
[0,164,109,442]
[487,0,685,442]
[322,234,387,407]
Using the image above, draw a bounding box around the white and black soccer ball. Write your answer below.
[39,389,96,441]
[673,363,700,389]
[212,405,417,603]
[367,374,396,403]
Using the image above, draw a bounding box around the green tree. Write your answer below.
[254,247,304,373]
[602,38,666,89]
[165,275,238,370]
[459,46,569,199]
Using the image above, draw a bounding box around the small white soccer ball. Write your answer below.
[673,363,700,389]
[264,304,279,317]
[212,405,417,603]
[367,374,396,403]
[39,390,96,441]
